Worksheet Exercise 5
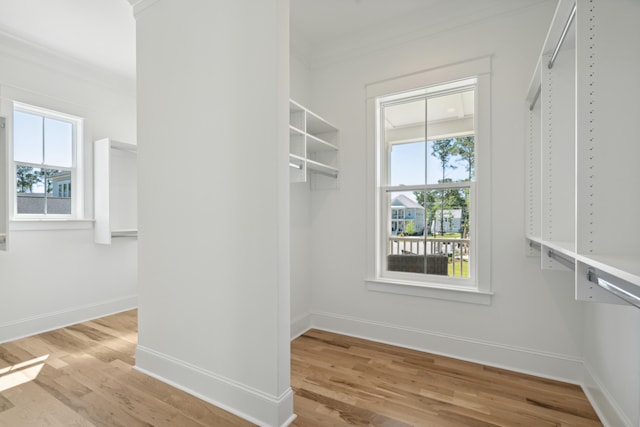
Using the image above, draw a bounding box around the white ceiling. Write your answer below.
[0,0,550,81]
[0,0,135,80]
[290,0,444,47]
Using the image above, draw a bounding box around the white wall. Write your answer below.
[134,1,293,426]
[0,33,137,343]
[289,55,313,338]
[304,3,588,381]
[583,303,640,427]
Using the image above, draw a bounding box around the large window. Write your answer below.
[13,103,83,218]
[380,80,475,284]
[366,58,491,302]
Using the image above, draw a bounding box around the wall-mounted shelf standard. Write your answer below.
[525,0,640,310]
[94,138,137,244]
[0,117,6,251]
[289,100,339,189]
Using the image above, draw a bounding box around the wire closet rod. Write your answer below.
[588,268,640,310]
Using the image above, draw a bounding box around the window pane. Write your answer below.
[426,89,475,184]
[46,169,72,214]
[16,166,45,214]
[15,167,71,214]
[44,117,73,167]
[385,99,426,186]
[386,187,471,278]
[14,110,43,164]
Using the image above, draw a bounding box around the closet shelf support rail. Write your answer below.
[587,268,640,309]
[548,2,577,69]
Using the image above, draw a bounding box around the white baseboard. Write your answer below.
[308,310,584,385]
[582,363,633,427]
[135,345,295,427]
[0,296,137,344]
[290,312,311,340]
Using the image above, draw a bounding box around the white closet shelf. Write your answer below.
[289,99,339,188]
[307,160,338,177]
[307,134,337,152]
[289,125,304,136]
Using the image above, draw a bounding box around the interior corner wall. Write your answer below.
[306,2,587,382]
[289,53,313,338]
[582,303,640,427]
[134,1,293,426]
[0,36,137,343]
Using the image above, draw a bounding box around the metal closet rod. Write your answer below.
[528,2,577,111]
[588,268,640,310]
[548,249,575,271]
[548,2,577,69]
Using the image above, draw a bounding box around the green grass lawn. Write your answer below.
[448,258,469,278]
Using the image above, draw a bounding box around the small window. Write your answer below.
[13,103,83,218]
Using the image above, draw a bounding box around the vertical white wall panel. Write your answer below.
[134,1,293,425]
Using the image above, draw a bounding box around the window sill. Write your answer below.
[10,219,94,232]
[366,278,493,305]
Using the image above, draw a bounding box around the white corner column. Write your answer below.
[131,1,293,426]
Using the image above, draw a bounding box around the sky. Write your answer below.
[390,139,471,193]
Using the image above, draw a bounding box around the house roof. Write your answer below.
[391,194,423,209]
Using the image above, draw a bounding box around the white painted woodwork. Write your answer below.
[0,116,5,251]
[289,99,338,189]
[94,138,137,245]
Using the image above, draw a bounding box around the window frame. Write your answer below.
[11,102,84,220]
[365,57,492,305]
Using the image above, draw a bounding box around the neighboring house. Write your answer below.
[431,208,462,234]
[390,194,425,235]
[50,170,72,198]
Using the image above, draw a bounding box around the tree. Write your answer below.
[431,139,457,235]
[16,165,41,193]
[452,136,474,237]
[454,136,474,181]
[405,220,416,236]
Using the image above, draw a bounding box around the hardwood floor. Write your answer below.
[291,330,602,427]
[0,311,601,426]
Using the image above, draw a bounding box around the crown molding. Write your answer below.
[128,0,162,18]
[0,29,135,94]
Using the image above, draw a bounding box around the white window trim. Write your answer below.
[365,57,493,305]
[10,102,85,223]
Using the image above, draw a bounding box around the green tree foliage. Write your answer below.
[412,136,474,237]
[16,165,41,193]
[405,220,416,236]
[431,139,457,235]
[454,136,474,181]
